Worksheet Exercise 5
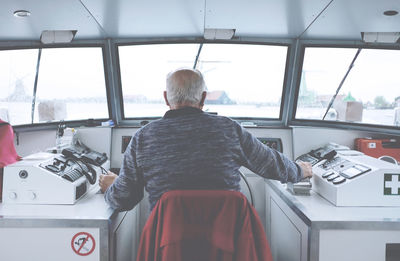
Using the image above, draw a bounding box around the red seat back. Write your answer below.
[137,190,272,261]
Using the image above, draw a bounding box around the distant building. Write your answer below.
[205,91,235,105]
[7,80,31,102]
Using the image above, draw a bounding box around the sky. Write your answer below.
[302,48,400,104]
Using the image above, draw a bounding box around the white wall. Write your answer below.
[110,128,140,169]
[14,130,55,157]
[14,127,112,159]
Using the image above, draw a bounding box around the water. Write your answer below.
[0,101,397,127]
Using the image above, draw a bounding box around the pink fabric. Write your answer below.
[137,190,273,261]
[0,120,20,168]
[0,120,20,201]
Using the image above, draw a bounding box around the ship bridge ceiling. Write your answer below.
[0,0,399,41]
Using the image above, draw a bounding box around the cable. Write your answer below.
[239,171,254,206]
[77,159,97,185]
[64,158,97,185]
[64,158,84,172]
[100,166,108,174]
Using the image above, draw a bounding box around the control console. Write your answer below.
[312,153,400,206]
[2,152,109,205]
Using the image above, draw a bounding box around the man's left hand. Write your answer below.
[99,171,118,193]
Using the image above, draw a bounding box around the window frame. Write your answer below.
[290,40,400,135]
[0,41,112,131]
[115,39,292,127]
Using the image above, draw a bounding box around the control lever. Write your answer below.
[323,150,337,160]
[287,153,329,196]
[313,150,337,166]
[61,147,80,159]
[81,152,108,166]
[287,177,312,195]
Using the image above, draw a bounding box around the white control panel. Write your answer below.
[312,154,400,206]
[2,152,109,205]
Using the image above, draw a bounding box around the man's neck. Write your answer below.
[170,104,203,110]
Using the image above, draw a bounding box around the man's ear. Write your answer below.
[163,91,170,106]
[199,91,207,107]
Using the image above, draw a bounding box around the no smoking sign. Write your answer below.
[71,232,96,256]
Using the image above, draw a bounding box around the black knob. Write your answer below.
[19,170,28,179]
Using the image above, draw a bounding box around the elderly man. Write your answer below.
[100,68,312,211]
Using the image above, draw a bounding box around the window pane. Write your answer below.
[35,47,108,123]
[0,49,38,125]
[0,47,108,125]
[119,43,288,119]
[297,47,400,127]
[119,44,199,117]
[199,44,287,118]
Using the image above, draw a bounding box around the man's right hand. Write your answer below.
[297,161,313,178]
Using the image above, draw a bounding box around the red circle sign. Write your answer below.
[71,232,96,256]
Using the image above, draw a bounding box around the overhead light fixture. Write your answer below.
[204,28,236,40]
[361,32,400,43]
[383,10,398,16]
[13,10,31,18]
[40,30,77,44]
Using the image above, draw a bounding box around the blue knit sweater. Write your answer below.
[105,107,303,211]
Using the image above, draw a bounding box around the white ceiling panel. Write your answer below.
[0,0,399,41]
[303,0,400,40]
[81,0,205,38]
[0,0,104,41]
[204,0,333,38]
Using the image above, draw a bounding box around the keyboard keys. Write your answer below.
[322,172,335,178]
[332,176,346,184]
[327,174,340,181]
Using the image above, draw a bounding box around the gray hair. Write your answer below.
[166,68,206,106]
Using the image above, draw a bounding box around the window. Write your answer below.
[119,43,288,119]
[119,44,198,117]
[0,47,108,126]
[296,47,400,127]
[0,49,38,125]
